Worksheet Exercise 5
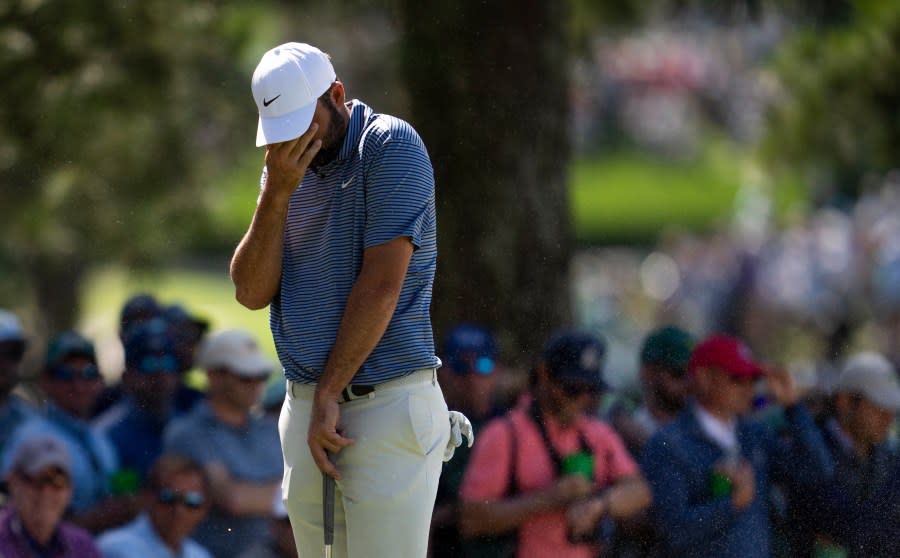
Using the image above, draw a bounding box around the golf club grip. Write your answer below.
[323,473,335,546]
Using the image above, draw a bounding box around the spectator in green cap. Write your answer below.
[606,326,694,557]
[611,326,695,457]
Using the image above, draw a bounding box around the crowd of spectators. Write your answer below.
[0,295,297,558]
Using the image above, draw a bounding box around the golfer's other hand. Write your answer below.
[308,394,355,480]
[444,411,475,462]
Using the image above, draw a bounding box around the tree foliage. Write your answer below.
[0,0,256,331]
[761,1,900,204]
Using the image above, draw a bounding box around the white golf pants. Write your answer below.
[279,369,449,558]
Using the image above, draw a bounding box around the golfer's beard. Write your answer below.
[310,103,348,171]
[310,133,343,170]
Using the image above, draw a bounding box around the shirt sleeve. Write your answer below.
[362,132,435,250]
[162,419,208,463]
[459,417,514,502]
[587,421,640,486]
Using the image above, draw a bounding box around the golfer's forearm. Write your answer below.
[317,238,411,397]
[230,190,290,309]
[318,270,402,396]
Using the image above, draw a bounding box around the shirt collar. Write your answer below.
[136,513,185,557]
[316,99,370,174]
[694,404,739,453]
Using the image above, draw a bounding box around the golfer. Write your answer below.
[230,42,450,558]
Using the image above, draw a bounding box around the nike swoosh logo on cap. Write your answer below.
[263,95,281,107]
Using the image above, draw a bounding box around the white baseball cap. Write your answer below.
[835,351,900,412]
[196,329,275,379]
[252,42,336,147]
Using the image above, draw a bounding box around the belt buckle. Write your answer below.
[340,384,375,402]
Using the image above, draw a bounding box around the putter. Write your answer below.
[323,472,335,558]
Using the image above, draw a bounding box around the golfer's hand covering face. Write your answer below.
[444,410,475,462]
[263,122,322,197]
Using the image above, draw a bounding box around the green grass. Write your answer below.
[570,141,806,245]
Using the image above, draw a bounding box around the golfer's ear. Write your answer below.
[330,81,345,104]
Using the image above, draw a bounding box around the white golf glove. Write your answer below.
[444,411,475,462]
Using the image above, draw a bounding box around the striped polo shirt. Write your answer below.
[267,100,440,385]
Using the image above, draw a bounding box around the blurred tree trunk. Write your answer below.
[28,256,86,335]
[399,0,574,363]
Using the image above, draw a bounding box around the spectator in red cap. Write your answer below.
[640,334,832,558]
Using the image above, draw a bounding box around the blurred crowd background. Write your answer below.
[1,0,900,556]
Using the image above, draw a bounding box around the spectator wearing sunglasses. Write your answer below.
[0,309,36,457]
[0,435,102,558]
[98,453,212,558]
[2,331,132,532]
[96,317,181,485]
[432,323,511,558]
[163,329,281,558]
[459,330,652,558]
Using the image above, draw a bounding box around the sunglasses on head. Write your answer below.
[49,363,101,381]
[158,487,206,509]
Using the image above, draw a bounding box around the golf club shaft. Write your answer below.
[323,472,335,557]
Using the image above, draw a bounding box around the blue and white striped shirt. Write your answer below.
[268,100,440,385]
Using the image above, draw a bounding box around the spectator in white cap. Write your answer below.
[783,351,900,557]
[163,329,283,558]
[0,435,102,557]
[0,309,35,456]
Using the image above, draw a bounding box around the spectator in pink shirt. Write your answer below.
[458,331,651,558]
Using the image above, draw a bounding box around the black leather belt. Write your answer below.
[340,384,375,402]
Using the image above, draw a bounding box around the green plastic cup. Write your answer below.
[561,451,594,480]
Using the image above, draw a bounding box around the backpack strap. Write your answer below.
[528,400,590,475]
[504,414,519,496]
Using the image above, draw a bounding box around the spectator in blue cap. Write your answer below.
[0,309,35,457]
[163,303,210,414]
[96,317,181,484]
[96,296,211,418]
[432,323,509,558]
